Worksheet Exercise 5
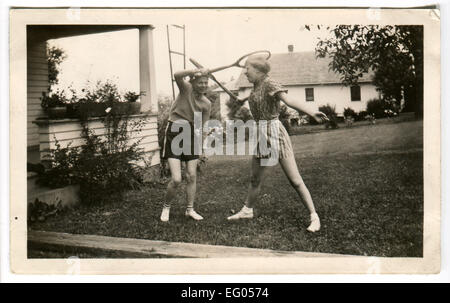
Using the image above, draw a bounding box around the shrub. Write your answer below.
[318,104,339,129]
[366,98,386,118]
[343,107,357,119]
[356,110,369,121]
[37,102,148,205]
[279,104,291,134]
[36,141,79,188]
[124,91,142,103]
[40,89,69,111]
[156,95,173,178]
[28,198,66,223]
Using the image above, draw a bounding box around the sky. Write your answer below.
[50,9,330,98]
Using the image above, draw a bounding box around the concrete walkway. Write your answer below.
[28,230,355,258]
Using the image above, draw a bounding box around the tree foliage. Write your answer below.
[313,25,423,116]
[46,43,67,86]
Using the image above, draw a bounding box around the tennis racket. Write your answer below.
[206,50,271,74]
[189,57,241,101]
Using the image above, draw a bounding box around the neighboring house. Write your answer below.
[26,25,160,168]
[234,46,381,117]
[213,79,239,121]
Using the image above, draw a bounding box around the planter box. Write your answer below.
[66,102,141,119]
[46,107,67,119]
[66,103,108,119]
[111,102,141,115]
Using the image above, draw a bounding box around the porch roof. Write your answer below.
[27,24,154,41]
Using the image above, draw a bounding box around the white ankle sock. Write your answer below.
[242,205,253,212]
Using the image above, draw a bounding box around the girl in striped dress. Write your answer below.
[227,56,327,232]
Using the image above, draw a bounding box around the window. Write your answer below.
[351,85,361,101]
[305,88,314,101]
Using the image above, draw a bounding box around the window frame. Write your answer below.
[350,85,361,102]
[305,87,314,102]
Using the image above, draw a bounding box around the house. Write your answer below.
[213,79,239,121]
[26,25,160,205]
[234,45,381,117]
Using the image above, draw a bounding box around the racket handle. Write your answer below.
[189,58,203,69]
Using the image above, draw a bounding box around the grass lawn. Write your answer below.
[30,119,424,257]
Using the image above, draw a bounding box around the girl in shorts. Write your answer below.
[160,68,211,222]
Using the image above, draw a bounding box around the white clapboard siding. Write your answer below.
[39,138,159,153]
[39,129,158,146]
[40,115,157,134]
[27,40,48,147]
[39,133,158,150]
[36,115,161,167]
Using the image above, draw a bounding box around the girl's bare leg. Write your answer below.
[185,159,198,209]
[245,157,270,208]
[164,158,183,206]
[184,159,203,220]
[279,155,320,232]
[160,158,182,222]
[228,157,269,220]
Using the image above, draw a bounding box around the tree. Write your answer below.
[46,43,67,87]
[313,25,423,117]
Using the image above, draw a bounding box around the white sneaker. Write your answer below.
[307,213,320,232]
[185,209,204,221]
[160,206,170,222]
[227,206,254,220]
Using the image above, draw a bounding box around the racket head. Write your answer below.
[235,50,271,68]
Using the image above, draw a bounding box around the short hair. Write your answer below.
[189,75,209,84]
[245,56,271,74]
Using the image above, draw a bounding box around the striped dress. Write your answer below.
[247,76,294,160]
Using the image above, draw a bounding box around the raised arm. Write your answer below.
[174,68,209,91]
[278,92,328,123]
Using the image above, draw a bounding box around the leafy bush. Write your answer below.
[46,44,66,87]
[156,95,172,178]
[356,110,369,121]
[318,104,339,129]
[28,198,66,223]
[366,98,386,118]
[343,107,357,119]
[37,101,148,205]
[37,140,79,188]
[279,104,291,134]
[40,89,69,110]
[124,91,142,103]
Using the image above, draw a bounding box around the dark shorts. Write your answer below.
[162,120,201,162]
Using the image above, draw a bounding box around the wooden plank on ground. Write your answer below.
[28,230,354,258]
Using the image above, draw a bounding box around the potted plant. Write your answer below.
[111,91,142,115]
[68,82,116,119]
[40,89,68,119]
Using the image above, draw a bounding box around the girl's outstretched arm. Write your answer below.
[278,92,328,123]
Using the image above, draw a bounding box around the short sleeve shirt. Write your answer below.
[168,82,211,125]
[247,76,288,121]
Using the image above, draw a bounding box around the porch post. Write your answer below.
[138,26,157,113]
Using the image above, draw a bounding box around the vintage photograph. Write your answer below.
[9,7,440,274]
